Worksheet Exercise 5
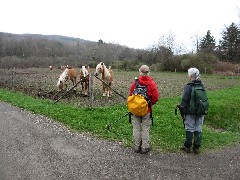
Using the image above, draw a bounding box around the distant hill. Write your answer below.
[0,32,142,69]
[0,32,95,45]
[23,34,93,44]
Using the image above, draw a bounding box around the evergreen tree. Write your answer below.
[199,30,216,53]
[219,23,240,62]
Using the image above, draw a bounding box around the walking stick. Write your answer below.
[94,75,127,100]
[54,78,86,103]
[106,112,131,130]
[94,75,133,129]
[175,105,185,128]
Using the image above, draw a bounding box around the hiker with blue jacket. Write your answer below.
[180,67,208,154]
[128,65,159,154]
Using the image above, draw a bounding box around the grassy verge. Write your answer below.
[0,87,239,153]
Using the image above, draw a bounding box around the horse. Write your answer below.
[57,67,77,91]
[79,65,90,96]
[60,65,66,70]
[60,65,73,70]
[94,62,113,97]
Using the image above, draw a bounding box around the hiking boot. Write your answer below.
[193,147,200,154]
[134,146,141,153]
[193,131,202,154]
[141,148,150,154]
[181,145,191,153]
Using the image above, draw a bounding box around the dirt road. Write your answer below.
[0,102,239,180]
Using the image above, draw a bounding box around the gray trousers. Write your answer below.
[185,115,205,132]
[132,112,151,149]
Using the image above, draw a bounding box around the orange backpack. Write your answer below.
[127,79,149,116]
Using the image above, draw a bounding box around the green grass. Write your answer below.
[0,86,239,153]
[205,87,240,132]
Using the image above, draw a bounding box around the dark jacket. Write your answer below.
[129,75,159,113]
[180,79,203,115]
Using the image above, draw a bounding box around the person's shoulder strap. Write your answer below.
[195,83,204,89]
[134,78,139,86]
[187,82,195,86]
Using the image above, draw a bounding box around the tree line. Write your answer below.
[0,21,239,74]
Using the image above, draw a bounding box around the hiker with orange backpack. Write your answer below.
[128,65,159,154]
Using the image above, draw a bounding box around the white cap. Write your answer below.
[188,67,200,79]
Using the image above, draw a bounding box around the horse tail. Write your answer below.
[109,68,114,81]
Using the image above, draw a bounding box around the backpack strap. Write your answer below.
[150,111,153,126]
[134,77,154,126]
[134,78,139,87]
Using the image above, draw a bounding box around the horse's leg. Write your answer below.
[83,81,86,95]
[102,82,106,96]
[80,82,84,95]
[82,82,85,95]
[86,80,89,95]
[84,81,88,95]
[106,82,111,97]
[83,78,89,96]
[107,86,110,97]
[109,81,112,96]
[72,78,77,92]
[64,80,68,90]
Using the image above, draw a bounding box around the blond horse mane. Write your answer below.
[95,62,113,97]
[57,68,77,91]
[79,66,90,96]
[102,64,111,79]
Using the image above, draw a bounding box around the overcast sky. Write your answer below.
[1,0,239,52]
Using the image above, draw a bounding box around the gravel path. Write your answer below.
[0,102,239,180]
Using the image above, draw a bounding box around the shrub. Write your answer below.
[178,52,219,74]
[212,61,240,76]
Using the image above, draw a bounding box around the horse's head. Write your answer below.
[57,80,64,90]
[57,68,68,90]
[80,66,89,79]
[94,62,104,76]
